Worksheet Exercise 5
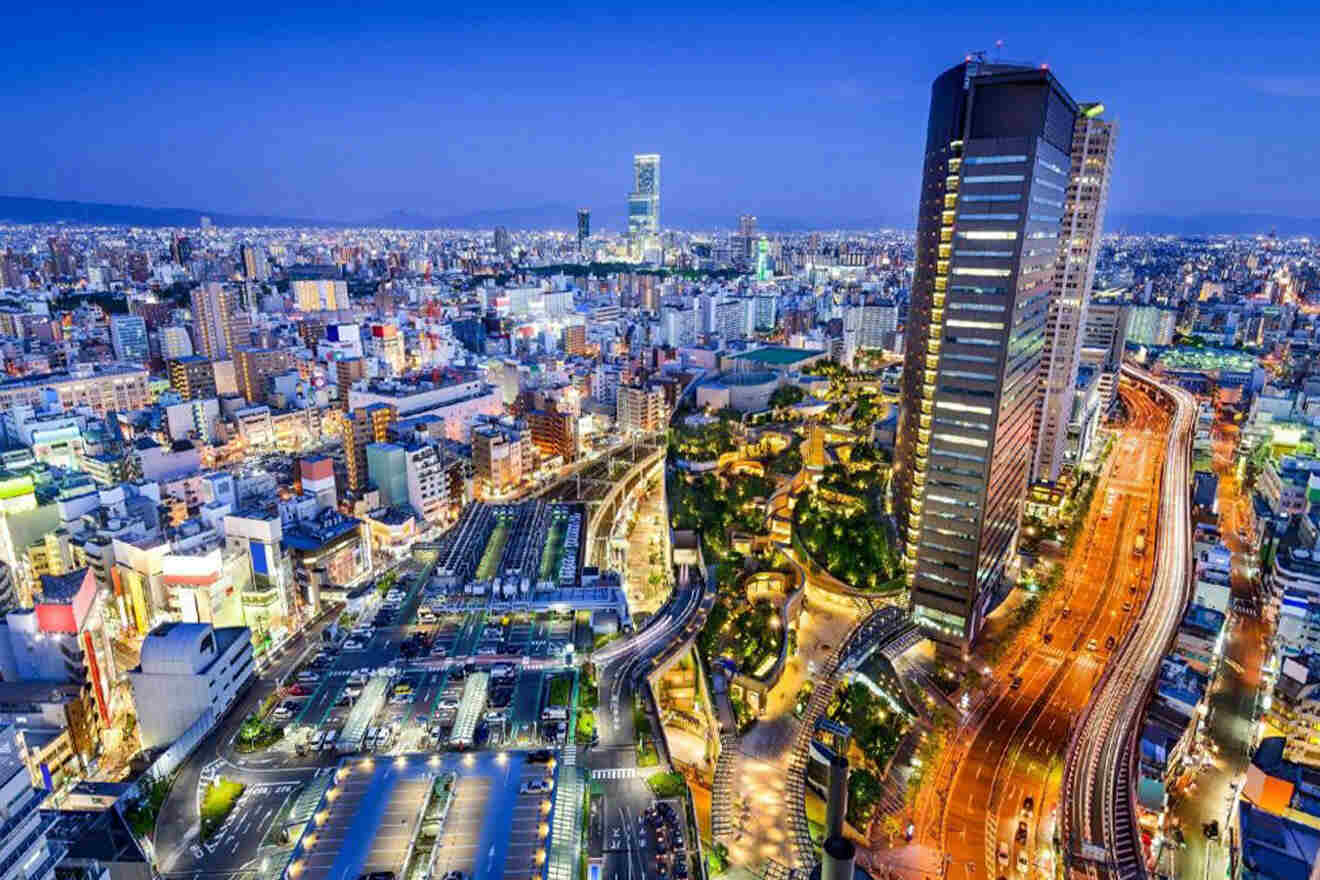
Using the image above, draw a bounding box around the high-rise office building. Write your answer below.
[47,236,76,277]
[736,214,758,262]
[241,244,269,281]
[627,153,660,259]
[335,357,368,411]
[493,226,511,257]
[1080,295,1131,414]
[528,409,578,463]
[896,60,1080,653]
[191,282,251,360]
[562,323,588,357]
[1031,107,1117,484]
[171,234,193,265]
[577,209,591,251]
[471,421,529,497]
[109,314,149,363]
[234,347,297,404]
[159,324,194,360]
[169,356,217,401]
[292,278,348,313]
[617,384,665,435]
[329,403,397,493]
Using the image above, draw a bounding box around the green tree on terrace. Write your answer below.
[769,384,806,410]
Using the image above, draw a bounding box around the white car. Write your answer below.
[438,697,460,710]
[520,779,551,794]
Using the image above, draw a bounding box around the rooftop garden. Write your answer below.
[671,415,741,461]
[670,471,775,558]
[822,682,909,827]
[794,460,901,592]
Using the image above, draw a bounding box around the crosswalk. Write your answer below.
[591,766,642,780]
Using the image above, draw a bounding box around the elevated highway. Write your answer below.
[1062,363,1197,879]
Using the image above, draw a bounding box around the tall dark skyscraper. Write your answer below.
[895,60,1079,654]
[577,209,591,252]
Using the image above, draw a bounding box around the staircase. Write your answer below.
[787,643,847,869]
[711,732,743,841]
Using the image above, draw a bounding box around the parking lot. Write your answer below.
[429,775,492,878]
[254,554,591,765]
[293,759,431,880]
[289,752,554,880]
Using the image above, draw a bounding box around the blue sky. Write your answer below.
[2,1,1317,228]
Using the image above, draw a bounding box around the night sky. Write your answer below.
[3,1,1316,228]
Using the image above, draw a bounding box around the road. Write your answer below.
[1064,364,1197,878]
[588,563,714,880]
[1166,421,1269,880]
[154,558,438,874]
[154,609,340,876]
[925,379,1170,880]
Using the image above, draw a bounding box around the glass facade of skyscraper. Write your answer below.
[896,61,1080,652]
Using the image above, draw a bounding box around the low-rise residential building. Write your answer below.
[471,420,529,497]
[1236,737,1320,879]
[1173,604,1227,675]
[617,383,665,434]
[1194,541,1233,614]
[128,621,253,751]
[0,724,61,880]
[1271,654,1320,769]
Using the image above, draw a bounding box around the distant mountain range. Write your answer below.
[3,194,1318,237]
[0,195,335,229]
[1105,212,1320,237]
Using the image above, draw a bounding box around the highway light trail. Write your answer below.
[1063,364,1196,879]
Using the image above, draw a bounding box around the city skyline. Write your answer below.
[3,2,1319,231]
[0,5,1315,880]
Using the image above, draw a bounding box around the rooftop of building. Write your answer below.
[729,345,826,366]
[0,680,85,708]
[15,725,64,751]
[1237,801,1320,880]
[38,568,89,604]
[137,621,247,673]
[355,368,481,395]
[0,362,148,390]
[0,724,24,782]
[370,506,416,526]
[1156,346,1259,374]
[1179,603,1226,638]
[44,806,148,865]
[282,507,363,550]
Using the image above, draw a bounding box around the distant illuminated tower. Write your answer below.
[738,214,758,261]
[1031,106,1118,484]
[628,153,660,259]
[755,237,771,281]
[577,209,591,252]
